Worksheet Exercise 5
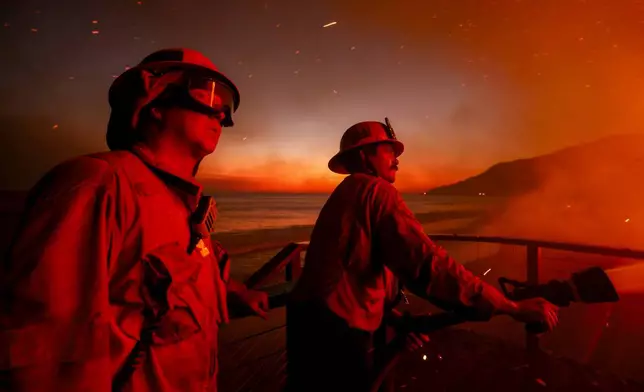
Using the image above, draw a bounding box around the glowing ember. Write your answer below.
[52,124,58,129]
[422,354,427,360]
[323,21,337,28]
[625,218,630,223]
[483,268,491,275]
[91,30,100,35]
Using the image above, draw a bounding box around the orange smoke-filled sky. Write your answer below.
[2,0,644,193]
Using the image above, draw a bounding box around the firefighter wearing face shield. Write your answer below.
[0,48,268,392]
[285,120,560,392]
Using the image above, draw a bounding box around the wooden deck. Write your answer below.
[219,308,287,392]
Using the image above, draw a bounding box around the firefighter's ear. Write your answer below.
[359,149,369,164]
[359,148,377,175]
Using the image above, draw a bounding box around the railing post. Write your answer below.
[285,246,303,282]
[526,244,541,358]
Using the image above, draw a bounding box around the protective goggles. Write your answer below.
[153,70,239,127]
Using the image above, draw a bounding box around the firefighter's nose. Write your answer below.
[210,111,226,123]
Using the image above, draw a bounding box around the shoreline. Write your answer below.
[214,208,490,255]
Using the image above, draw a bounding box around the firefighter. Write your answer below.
[286,119,559,392]
[0,48,268,392]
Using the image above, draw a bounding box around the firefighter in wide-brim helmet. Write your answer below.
[328,119,403,173]
[327,118,404,184]
[286,118,560,392]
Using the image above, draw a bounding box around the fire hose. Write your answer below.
[368,266,620,392]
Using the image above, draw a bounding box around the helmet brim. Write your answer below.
[328,139,404,175]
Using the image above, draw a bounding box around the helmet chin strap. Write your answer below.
[192,157,203,177]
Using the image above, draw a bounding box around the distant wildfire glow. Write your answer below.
[3,1,644,199]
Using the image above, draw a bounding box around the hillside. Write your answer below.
[429,133,644,247]
[427,133,644,197]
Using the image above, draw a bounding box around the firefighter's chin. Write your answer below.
[195,134,220,156]
[381,167,398,183]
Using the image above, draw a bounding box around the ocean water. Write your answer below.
[210,192,498,234]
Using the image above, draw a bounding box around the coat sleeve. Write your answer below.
[0,156,126,392]
[370,181,516,319]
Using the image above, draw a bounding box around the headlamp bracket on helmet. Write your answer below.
[384,117,397,140]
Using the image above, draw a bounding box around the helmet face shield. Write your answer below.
[186,74,238,127]
[147,69,239,127]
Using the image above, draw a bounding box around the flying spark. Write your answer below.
[323,21,337,28]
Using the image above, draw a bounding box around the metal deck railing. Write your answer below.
[219,235,644,391]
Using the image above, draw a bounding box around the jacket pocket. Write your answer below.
[141,242,208,345]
